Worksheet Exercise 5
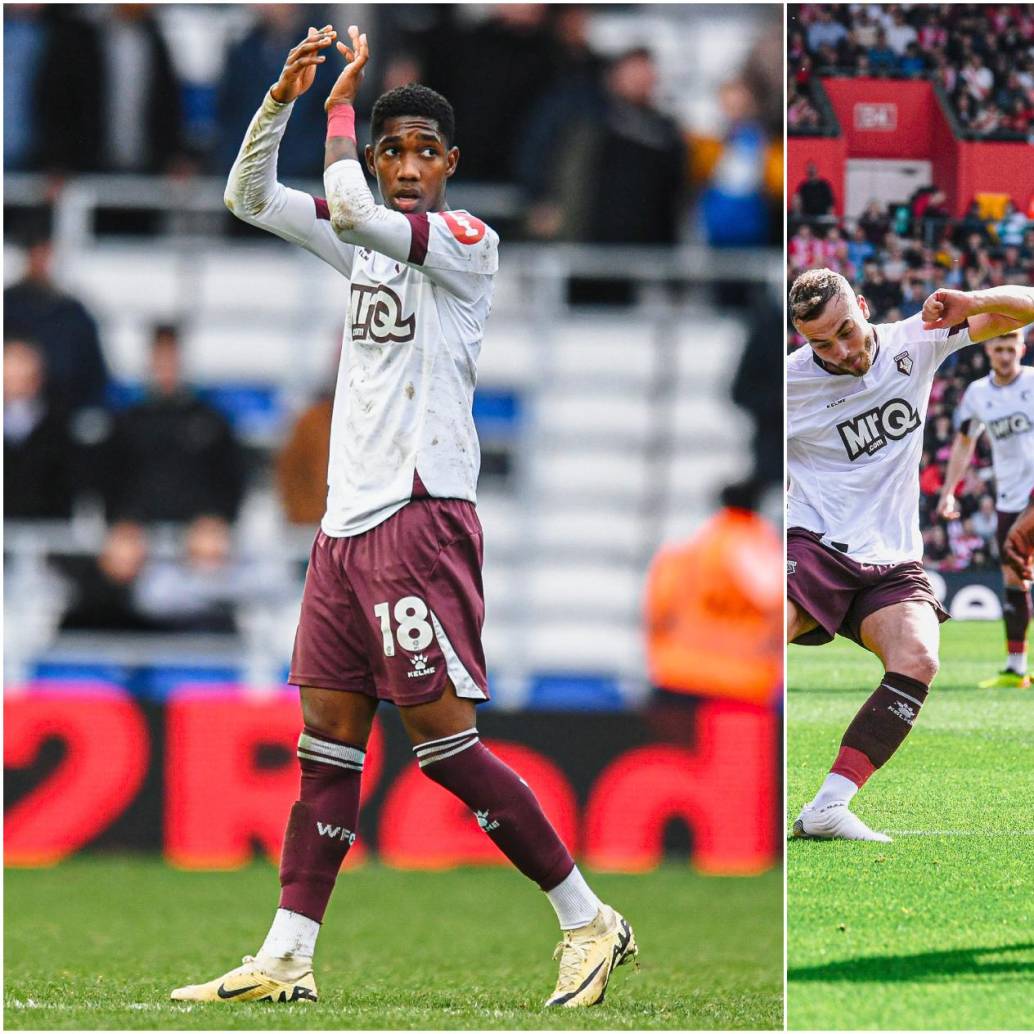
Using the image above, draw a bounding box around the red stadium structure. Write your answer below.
[788,78,1034,220]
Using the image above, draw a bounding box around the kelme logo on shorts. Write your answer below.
[837,398,920,461]
[408,653,437,679]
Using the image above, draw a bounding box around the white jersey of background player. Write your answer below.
[954,354,1034,512]
[937,328,1034,688]
[225,87,499,536]
[788,313,972,565]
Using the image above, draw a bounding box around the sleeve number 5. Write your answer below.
[373,596,434,656]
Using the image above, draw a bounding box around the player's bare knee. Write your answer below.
[894,649,939,685]
[299,687,376,746]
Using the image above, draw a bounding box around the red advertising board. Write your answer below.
[4,684,781,876]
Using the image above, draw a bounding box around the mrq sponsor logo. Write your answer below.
[837,398,920,460]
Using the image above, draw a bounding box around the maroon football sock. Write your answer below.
[415,729,574,891]
[835,671,929,778]
[278,727,364,923]
[1003,587,1031,658]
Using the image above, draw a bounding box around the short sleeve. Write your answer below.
[954,383,982,435]
[413,211,499,274]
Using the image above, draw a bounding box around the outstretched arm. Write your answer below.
[223,26,357,280]
[935,431,978,520]
[923,285,1034,344]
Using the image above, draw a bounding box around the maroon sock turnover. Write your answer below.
[415,729,574,891]
[278,728,364,923]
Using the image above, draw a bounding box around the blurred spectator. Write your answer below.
[518,5,607,228]
[135,514,294,633]
[97,4,185,174]
[730,289,784,497]
[971,494,998,545]
[425,5,557,183]
[998,201,1030,248]
[793,162,835,220]
[526,46,685,249]
[806,8,847,54]
[4,338,77,519]
[3,231,110,413]
[102,324,245,523]
[858,198,891,245]
[3,4,47,171]
[884,8,917,56]
[868,30,899,75]
[859,260,901,319]
[699,78,773,247]
[645,498,782,709]
[787,79,822,130]
[217,5,330,180]
[276,393,333,525]
[18,4,184,174]
[58,521,153,631]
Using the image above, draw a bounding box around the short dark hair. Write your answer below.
[371,84,455,147]
[788,268,851,324]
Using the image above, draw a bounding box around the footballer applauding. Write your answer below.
[171,25,636,1008]
[787,270,1034,842]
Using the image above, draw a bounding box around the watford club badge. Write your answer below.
[894,350,913,376]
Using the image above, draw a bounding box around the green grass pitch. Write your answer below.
[788,620,1034,1031]
[4,860,782,1030]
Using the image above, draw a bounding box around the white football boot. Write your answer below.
[545,904,638,1007]
[792,800,892,843]
[170,954,317,1003]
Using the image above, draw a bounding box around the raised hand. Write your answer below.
[922,288,974,331]
[325,25,370,111]
[270,25,337,105]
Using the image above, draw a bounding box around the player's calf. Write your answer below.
[415,728,636,1000]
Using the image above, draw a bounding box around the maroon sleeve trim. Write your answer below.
[404,212,430,265]
[313,197,330,221]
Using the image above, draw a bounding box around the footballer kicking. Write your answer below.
[171,26,636,1007]
[936,329,1034,689]
[786,269,1034,842]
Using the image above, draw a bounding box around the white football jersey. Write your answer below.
[954,366,1034,512]
[226,91,498,536]
[788,314,972,564]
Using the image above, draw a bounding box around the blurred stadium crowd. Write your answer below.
[787,175,1034,573]
[789,3,1034,142]
[5,3,782,245]
[5,4,782,709]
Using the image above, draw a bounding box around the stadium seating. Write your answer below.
[5,230,759,708]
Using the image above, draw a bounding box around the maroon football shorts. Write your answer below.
[787,527,949,647]
[289,497,489,706]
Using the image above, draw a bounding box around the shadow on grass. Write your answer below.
[789,942,1034,983]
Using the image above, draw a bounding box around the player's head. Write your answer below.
[789,267,875,378]
[366,84,458,214]
[149,323,183,396]
[985,328,1026,378]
